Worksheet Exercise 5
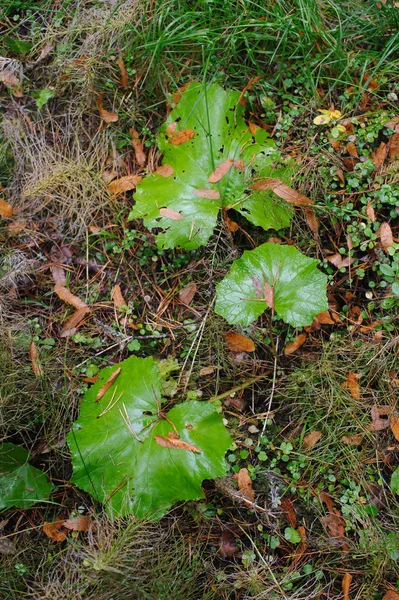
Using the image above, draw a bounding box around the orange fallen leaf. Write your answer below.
[172,82,191,105]
[327,253,354,268]
[233,467,255,504]
[250,178,313,206]
[342,572,352,600]
[208,159,234,183]
[342,371,361,400]
[389,133,399,160]
[169,129,195,146]
[303,431,322,450]
[42,519,67,542]
[51,265,66,286]
[224,209,239,232]
[340,434,363,446]
[233,159,245,171]
[346,142,358,158]
[390,415,399,442]
[159,208,184,220]
[280,497,297,528]
[248,120,258,135]
[224,332,255,353]
[199,367,215,376]
[117,55,128,89]
[97,93,118,123]
[112,284,126,309]
[193,188,220,199]
[155,435,201,453]
[129,129,146,167]
[382,591,399,600]
[61,307,90,337]
[336,168,345,183]
[63,516,90,531]
[263,280,274,310]
[315,309,341,325]
[372,142,388,169]
[165,122,177,137]
[380,222,393,251]
[366,200,375,222]
[304,207,319,239]
[179,282,197,305]
[54,284,88,310]
[284,333,307,356]
[96,367,122,402]
[30,341,43,377]
[0,198,13,218]
[108,175,142,195]
[156,164,174,177]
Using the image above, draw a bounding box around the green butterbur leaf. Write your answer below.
[0,443,53,510]
[67,356,232,519]
[215,243,328,327]
[129,83,292,250]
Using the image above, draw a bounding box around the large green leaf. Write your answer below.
[129,83,292,250]
[215,243,328,327]
[0,443,53,510]
[67,356,232,519]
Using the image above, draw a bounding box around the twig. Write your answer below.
[261,340,279,436]
[208,371,272,403]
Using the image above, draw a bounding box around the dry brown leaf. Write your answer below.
[108,175,142,195]
[129,129,146,167]
[340,434,363,446]
[284,333,307,356]
[380,222,394,251]
[165,122,177,137]
[172,83,191,105]
[0,70,23,96]
[341,372,360,400]
[382,591,399,600]
[366,200,375,222]
[63,516,90,532]
[224,209,239,232]
[320,512,345,539]
[327,253,354,269]
[343,157,360,171]
[51,265,66,286]
[154,435,201,453]
[372,142,388,169]
[233,468,255,504]
[342,572,352,600]
[42,520,67,542]
[304,207,319,239]
[199,367,215,376]
[250,178,313,206]
[61,307,90,337]
[7,219,26,235]
[370,406,391,431]
[0,198,13,218]
[303,431,322,450]
[159,208,184,220]
[390,415,399,442]
[280,497,297,528]
[88,225,101,233]
[315,309,342,325]
[169,129,195,146]
[233,159,245,170]
[96,367,122,402]
[112,284,126,309]
[389,133,399,160]
[156,164,174,177]
[97,93,118,123]
[346,142,359,158]
[263,280,274,309]
[54,285,88,310]
[224,332,255,353]
[30,341,43,377]
[179,282,197,305]
[193,188,220,199]
[218,532,239,559]
[248,120,258,135]
[117,56,128,89]
[336,168,345,183]
[208,159,234,183]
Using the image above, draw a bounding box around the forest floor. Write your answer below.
[1,0,399,598]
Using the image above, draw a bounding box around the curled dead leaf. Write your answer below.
[112,284,126,309]
[156,164,174,177]
[199,367,215,376]
[154,435,201,453]
[315,309,342,325]
[169,129,195,146]
[179,282,197,305]
[96,367,122,402]
[342,371,361,400]
[30,341,43,377]
[165,122,177,138]
[232,467,254,504]
[303,431,322,450]
[0,198,14,218]
[108,175,142,195]
[224,209,239,232]
[51,265,66,286]
[250,178,313,206]
[284,333,307,356]
[97,93,118,123]
[382,591,399,600]
[346,142,358,158]
[389,133,399,160]
[193,188,220,199]
[159,208,184,220]
[0,70,23,96]
[224,332,255,353]
[61,307,90,337]
[327,253,354,269]
[304,207,319,239]
[42,520,67,542]
[129,129,146,167]
[342,572,352,600]
[117,56,128,89]
[208,159,234,183]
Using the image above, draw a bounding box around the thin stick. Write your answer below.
[208,371,272,403]
[261,342,279,435]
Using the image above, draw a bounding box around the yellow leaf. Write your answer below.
[313,114,332,125]
[336,124,346,132]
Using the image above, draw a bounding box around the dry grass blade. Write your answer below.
[54,284,88,309]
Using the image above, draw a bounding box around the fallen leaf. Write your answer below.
[248,120,258,135]
[51,265,66,286]
[117,56,128,89]
[42,519,67,542]
[97,93,118,123]
[199,367,214,376]
[129,129,146,167]
[96,367,122,402]
[342,372,361,400]
[303,431,322,450]
[169,129,195,146]
[179,282,197,305]
[385,117,399,132]
[7,219,26,235]
[61,307,90,337]
[224,209,239,232]
[159,208,184,220]
[304,207,319,239]
[315,309,341,325]
[156,164,174,177]
[172,83,191,105]
[280,497,297,528]
[112,284,126,309]
[342,572,352,600]
[389,133,399,160]
[224,332,255,353]
[193,188,220,199]
[154,435,201,453]
[346,142,359,158]
[54,285,88,310]
[320,512,345,539]
[284,333,307,355]
[313,108,342,125]
[0,198,13,218]
[30,341,43,377]
[340,434,363,446]
[369,406,391,431]
[343,157,360,171]
[63,516,90,531]
[366,200,375,222]
[208,159,234,183]
[382,591,399,600]
[327,253,354,269]
[390,415,399,442]
[380,222,394,251]
[108,175,142,195]
[233,159,245,170]
[372,142,388,169]
[0,70,23,96]
[263,280,274,309]
[336,168,345,183]
[165,122,177,137]
[233,467,255,504]
[250,178,313,206]
[218,531,239,558]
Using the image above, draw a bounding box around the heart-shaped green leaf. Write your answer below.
[129,83,292,250]
[0,443,54,510]
[215,243,328,327]
[67,356,232,519]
